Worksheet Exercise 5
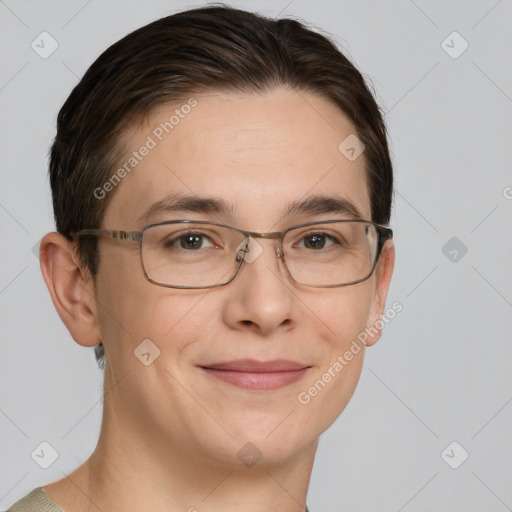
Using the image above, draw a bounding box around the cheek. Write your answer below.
[293,284,375,434]
[307,280,376,349]
[95,262,215,370]
[93,246,198,365]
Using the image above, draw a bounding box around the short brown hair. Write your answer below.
[49,4,393,368]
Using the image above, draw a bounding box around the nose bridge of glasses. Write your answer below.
[235,231,283,264]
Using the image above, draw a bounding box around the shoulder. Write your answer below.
[6,487,65,512]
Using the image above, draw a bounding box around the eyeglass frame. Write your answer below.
[72,218,393,289]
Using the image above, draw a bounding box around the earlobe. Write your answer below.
[39,232,101,348]
[364,239,395,347]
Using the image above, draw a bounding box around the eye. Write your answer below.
[164,231,216,250]
[298,232,339,250]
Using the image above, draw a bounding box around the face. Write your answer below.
[89,88,394,467]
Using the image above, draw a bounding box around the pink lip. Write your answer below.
[200,359,310,390]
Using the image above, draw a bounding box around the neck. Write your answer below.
[46,373,317,512]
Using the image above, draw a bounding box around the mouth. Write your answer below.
[199,359,311,390]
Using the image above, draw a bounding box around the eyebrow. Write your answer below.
[136,193,363,225]
[136,194,237,225]
[285,194,363,219]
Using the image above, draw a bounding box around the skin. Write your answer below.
[39,88,394,512]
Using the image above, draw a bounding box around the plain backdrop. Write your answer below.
[1,1,511,510]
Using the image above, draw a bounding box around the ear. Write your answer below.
[364,239,395,347]
[39,232,101,348]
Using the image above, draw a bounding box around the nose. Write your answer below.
[221,237,297,336]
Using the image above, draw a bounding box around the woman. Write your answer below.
[8,4,394,511]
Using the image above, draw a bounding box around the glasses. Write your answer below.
[74,219,393,289]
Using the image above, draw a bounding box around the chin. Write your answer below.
[206,416,318,469]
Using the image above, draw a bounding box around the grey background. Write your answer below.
[1,0,511,510]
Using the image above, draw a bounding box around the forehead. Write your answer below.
[102,88,371,229]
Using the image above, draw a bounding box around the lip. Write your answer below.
[200,359,310,390]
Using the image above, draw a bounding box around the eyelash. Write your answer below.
[162,230,346,251]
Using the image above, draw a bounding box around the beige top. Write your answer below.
[7,488,64,512]
[7,487,311,511]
